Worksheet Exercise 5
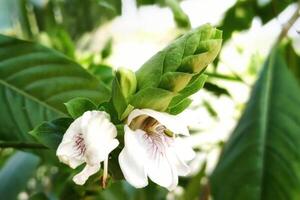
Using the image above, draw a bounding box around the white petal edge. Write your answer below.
[145,153,178,190]
[174,138,196,162]
[118,126,148,188]
[73,163,100,185]
[56,116,84,168]
[127,109,189,136]
[166,147,191,177]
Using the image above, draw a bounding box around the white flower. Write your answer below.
[56,111,119,185]
[118,109,195,190]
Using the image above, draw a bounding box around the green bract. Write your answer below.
[116,68,137,100]
[131,24,222,114]
[112,68,136,120]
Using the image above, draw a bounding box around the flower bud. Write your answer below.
[112,68,137,120]
[136,24,222,90]
[116,67,137,100]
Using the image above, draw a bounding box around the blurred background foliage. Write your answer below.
[0,0,300,199]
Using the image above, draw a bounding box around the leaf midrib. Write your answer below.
[0,79,66,116]
[259,50,275,199]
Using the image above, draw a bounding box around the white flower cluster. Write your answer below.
[56,109,195,191]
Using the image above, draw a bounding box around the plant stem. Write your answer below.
[277,2,300,42]
[0,142,47,149]
[102,156,109,188]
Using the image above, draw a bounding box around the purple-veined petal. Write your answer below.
[56,117,85,168]
[56,110,119,185]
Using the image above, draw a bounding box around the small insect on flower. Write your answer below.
[119,109,195,191]
[56,111,119,186]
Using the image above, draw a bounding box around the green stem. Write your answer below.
[0,142,47,149]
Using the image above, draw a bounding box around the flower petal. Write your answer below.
[145,152,178,190]
[166,147,190,176]
[128,109,189,136]
[56,141,85,169]
[118,126,148,188]
[174,138,196,162]
[73,163,100,185]
[83,111,119,165]
[56,117,84,168]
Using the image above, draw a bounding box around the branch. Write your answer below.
[0,142,47,149]
[277,2,300,42]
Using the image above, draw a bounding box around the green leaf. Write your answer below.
[283,41,300,85]
[101,37,113,59]
[203,100,218,118]
[0,35,110,142]
[159,72,194,92]
[88,63,115,86]
[169,73,207,108]
[0,152,40,200]
[64,97,97,119]
[52,0,121,39]
[167,98,192,115]
[211,47,300,200]
[29,118,73,150]
[203,81,231,97]
[179,40,222,73]
[130,87,176,111]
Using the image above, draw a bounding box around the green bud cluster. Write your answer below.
[130,24,222,114]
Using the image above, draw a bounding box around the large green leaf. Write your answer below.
[0,35,110,142]
[211,47,300,199]
[283,41,300,85]
[30,118,73,150]
[0,152,40,200]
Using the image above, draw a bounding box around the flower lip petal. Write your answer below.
[145,151,178,191]
[127,109,189,136]
[118,126,148,188]
[73,163,100,185]
[174,138,196,162]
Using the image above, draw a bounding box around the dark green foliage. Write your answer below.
[282,41,300,85]
[30,118,73,150]
[211,47,300,200]
[204,82,231,97]
[0,35,110,142]
[64,97,97,119]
